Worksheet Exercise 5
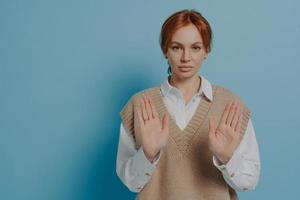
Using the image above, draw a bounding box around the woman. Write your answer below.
[116,9,260,200]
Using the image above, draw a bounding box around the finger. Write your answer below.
[235,112,242,133]
[140,96,148,121]
[144,95,152,120]
[220,102,231,125]
[226,101,236,125]
[149,97,158,118]
[137,107,145,127]
[231,103,241,128]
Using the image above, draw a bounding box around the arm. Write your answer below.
[116,123,161,193]
[212,118,260,191]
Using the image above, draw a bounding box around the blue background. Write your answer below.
[1,0,299,199]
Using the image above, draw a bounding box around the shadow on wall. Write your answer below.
[78,62,151,199]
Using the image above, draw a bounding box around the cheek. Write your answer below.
[193,54,205,63]
[168,58,177,68]
[167,52,180,63]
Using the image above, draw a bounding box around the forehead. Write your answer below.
[171,24,203,44]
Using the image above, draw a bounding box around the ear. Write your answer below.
[204,52,208,59]
[164,51,168,59]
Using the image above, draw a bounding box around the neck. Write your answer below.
[169,74,201,97]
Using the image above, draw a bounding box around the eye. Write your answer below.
[192,46,201,51]
[171,46,181,51]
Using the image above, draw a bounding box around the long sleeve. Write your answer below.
[116,123,161,193]
[212,118,260,192]
[117,76,261,194]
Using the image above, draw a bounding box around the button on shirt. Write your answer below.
[116,75,260,193]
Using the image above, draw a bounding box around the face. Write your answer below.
[166,24,208,79]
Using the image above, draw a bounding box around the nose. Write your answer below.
[180,49,191,62]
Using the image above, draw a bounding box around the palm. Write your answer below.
[143,115,168,150]
[137,94,169,160]
[209,101,242,164]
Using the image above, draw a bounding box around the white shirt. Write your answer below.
[116,75,260,193]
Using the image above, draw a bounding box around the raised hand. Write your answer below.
[136,94,169,162]
[208,101,243,164]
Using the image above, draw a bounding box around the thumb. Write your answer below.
[161,113,169,134]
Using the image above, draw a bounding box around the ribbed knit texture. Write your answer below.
[120,84,250,200]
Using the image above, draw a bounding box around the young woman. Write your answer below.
[116,9,260,200]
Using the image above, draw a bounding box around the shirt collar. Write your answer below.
[160,75,213,101]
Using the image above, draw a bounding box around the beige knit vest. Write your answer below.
[120,84,251,200]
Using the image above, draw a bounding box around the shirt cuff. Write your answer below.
[132,147,160,185]
[213,152,242,180]
[152,150,161,166]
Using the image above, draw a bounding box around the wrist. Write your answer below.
[144,148,160,163]
[216,153,232,165]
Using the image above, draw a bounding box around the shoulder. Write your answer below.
[120,86,160,114]
[132,86,159,100]
[126,86,160,104]
[212,84,246,102]
[212,84,251,113]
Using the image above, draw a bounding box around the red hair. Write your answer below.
[159,9,213,56]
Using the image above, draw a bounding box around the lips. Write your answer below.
[178,66,193,72]
[178,66,193,68]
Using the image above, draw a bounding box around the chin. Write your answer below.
[174,71,197,79]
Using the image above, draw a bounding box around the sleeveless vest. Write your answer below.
[120,85,250,200]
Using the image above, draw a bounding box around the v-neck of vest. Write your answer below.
[147,85,218,151]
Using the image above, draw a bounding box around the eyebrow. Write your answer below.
[171,41,203,45]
